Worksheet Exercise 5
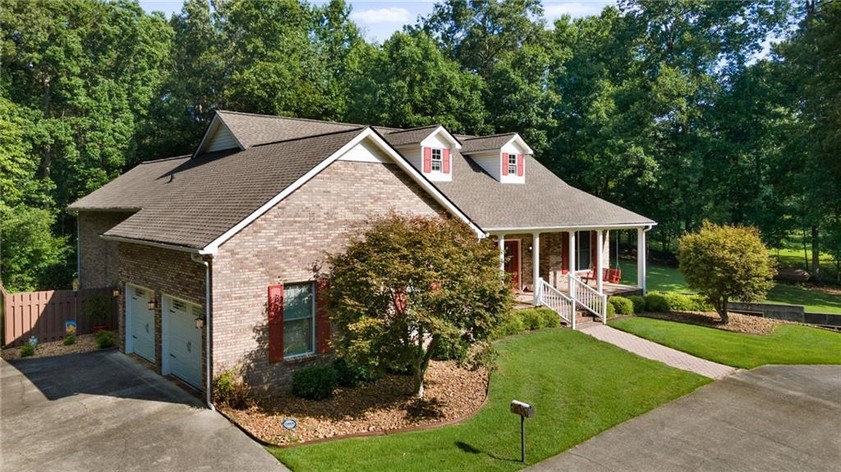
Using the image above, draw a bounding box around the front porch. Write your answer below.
[493,226,651,325]
[514,280,642,307]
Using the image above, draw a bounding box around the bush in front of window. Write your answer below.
[291,366,337,400]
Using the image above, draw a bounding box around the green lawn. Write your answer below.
[270,329,709,471]
[612,317,841,369]
[772,247,835,271]
[619,259,841,314]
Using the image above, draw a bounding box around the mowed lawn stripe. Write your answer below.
[612,317,841,369]
[271,328,709,471]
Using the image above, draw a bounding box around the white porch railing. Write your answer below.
[569,275,607,324]
[537,277,575,329]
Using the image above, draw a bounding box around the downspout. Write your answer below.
[191,253,214,411]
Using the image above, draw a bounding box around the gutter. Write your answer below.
[191,253,215,411]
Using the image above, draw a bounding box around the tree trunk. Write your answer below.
[411,336,438,399]
[716,297,729,324]
[811,225,821,282]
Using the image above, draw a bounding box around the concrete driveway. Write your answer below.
[1,350,286,472]
[529,365,841,471]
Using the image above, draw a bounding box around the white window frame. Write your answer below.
[508,153,517,175]
[576,231,591,271]
[431,148,443,172]
[283,282,316,360]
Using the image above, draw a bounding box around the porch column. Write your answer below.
[596,229,604,294]
[498,234,506,274]
[637,227,647,293]
[532,232,540,305]
[568,231,576,296]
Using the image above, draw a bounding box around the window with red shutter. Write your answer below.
[315,279,331,354]
[282,282,315,359]
[268,284,284,363]
[517,153,524,177]
[423,147,432,173]
[501,152,509,175]
[442,148,451,174]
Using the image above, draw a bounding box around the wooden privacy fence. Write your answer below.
[3,287,118,347]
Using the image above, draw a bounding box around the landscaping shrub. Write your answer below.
[645,292,670,312]
[662,292,696,312]
[690,294,714,312]
[95,330,115,349]
[333,358,380,387]
[608,296,634,315]
[20,343,35,357]
[521,308,549,330]
[431,335,469,362]
[628,295,646,313]
[291,366,337,400]
[214,367,251,409]
[63,335,76,346]
[539,309,561,328]
[492,311,526,338]
[606,302,617,318]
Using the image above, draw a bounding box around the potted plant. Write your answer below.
[84,296,111,331]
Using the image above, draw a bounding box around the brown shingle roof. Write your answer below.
[69,128,365,248]
[217,110,359,149]
[433,153,655,229]
[379,125,440,147]
[460,133,518,154]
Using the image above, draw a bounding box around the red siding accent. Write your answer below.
[561,232,569,274]
[423,147,432,173]
[517,153,524,177]
[268,284,284,363]
[443,148,451,174]
[316,279,331,354]
[501,153,509,175]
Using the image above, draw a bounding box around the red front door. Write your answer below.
[503,240,521,291]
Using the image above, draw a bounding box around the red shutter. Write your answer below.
[561,232,569,274]
[268,284,284,363]
[501,153,509,175]
[443,148,451,174]
[423,147,432,173]
[316,279,331,354]
[517,153,524,177]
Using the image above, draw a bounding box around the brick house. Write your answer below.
[69,110,654,403]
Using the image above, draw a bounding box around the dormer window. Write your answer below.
[431,149,443,172]
[507,154,517,175]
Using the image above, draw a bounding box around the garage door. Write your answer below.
[164,296,202,389]
[127,285,156,363]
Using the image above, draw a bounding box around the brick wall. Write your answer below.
[116,243,208,390]
[78,211,133,288]
[212,159,445,391]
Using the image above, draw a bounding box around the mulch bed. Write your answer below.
[640,311,789,335]
[1,333,103,360]
[221,360,488,446]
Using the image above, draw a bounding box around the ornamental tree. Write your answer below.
[678,222,775,323]
[326,214,510,398]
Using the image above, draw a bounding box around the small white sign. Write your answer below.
[281,418,298,430]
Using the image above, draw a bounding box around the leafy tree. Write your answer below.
[326,214,510,398]
[0,205,69,292]
[346,31,489,134]
[678,222,775,323]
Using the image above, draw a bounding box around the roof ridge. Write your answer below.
[250,126,366,148]
[462,132,517,141]
[216,109,364,129]
[139,154,191,164]
[386,124,440,135]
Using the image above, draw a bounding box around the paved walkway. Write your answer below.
[580,324,737,379]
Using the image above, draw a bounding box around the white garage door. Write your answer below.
[127,284,156,363]
[164,296,202,389]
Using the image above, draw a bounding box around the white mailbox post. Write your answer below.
[510,400,535,462]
